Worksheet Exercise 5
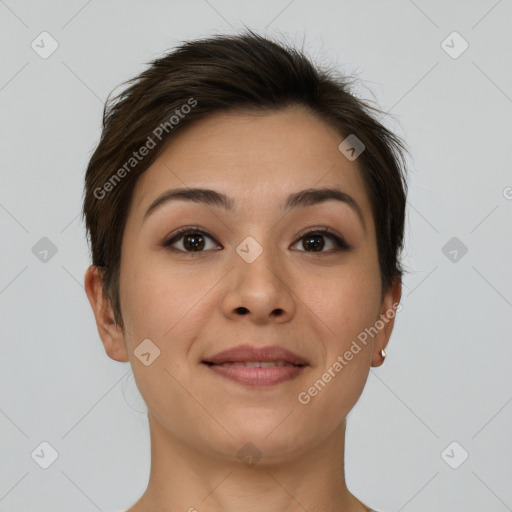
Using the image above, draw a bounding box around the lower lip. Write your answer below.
[203,363,306,386]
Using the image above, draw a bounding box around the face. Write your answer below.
[87,106,400,463]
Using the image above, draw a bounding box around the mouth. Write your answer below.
[204,360,300,368]
[201,345,309,387]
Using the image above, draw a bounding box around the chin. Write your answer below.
[206,420,316,464]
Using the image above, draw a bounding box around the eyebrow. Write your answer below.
[143,186,366,232]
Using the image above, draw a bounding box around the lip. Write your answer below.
[203,344,308,365]
[202,344,309,387]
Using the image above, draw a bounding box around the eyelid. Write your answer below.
[294,225,343,242]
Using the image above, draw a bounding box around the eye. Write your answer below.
[162,225,351,254]
[290,226,351,253]
[162,226,220,253]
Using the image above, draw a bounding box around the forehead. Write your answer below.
[130,106,372,224]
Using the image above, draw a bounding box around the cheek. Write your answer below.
[119,251,186,332]
[302,261,381,343]
[118,258,211,426]
[297,260,380,391]
[298,278,377,424]
[300,263,380,415]
[119,252,220,360]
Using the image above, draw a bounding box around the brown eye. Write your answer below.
[291,228,351,253]
[163,227,220,253]
[302,233,325,252]
[182,233,206,251]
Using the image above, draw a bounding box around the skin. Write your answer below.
[85,105,401,512]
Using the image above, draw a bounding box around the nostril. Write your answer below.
[235,307,249,314]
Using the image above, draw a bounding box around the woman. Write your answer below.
[83,30,408,512]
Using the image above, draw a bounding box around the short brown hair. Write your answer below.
[82,30,409,331]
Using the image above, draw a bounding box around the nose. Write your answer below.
[221,239,296,325]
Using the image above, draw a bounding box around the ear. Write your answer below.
[84,265,129,363]
[371,276,402,367]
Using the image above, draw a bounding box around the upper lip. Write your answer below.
[202,344,309,366]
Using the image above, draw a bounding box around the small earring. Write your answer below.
[381,348,387,360]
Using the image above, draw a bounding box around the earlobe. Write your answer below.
[83,265,129,363]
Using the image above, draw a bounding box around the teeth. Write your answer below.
[217,361,294,368]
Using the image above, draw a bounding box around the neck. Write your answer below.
[126,414,371,512]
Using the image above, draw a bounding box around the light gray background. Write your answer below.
[1,1,511,511]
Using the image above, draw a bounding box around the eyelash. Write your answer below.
[161,225,351,255]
